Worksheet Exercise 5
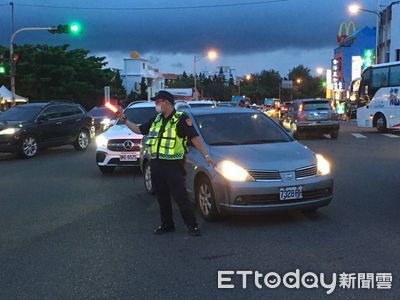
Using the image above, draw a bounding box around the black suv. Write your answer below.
[0,101,95,158]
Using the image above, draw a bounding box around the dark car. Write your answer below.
[281,99,339,139]
[278,101,293,123]
[0,101,95,158]
[87,106,118,133]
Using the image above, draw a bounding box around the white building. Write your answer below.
[120,56,165,98]
[378,2,400,63]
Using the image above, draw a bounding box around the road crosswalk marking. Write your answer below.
[382,134,400,138]
[351,133,367,139]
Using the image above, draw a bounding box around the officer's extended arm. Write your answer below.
[125,119,142,135]
[117,112,141,134]
[191,136,215,166]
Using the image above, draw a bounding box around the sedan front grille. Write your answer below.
[248,170,281,181]
[295,165,317,179]
[107,139,141,152]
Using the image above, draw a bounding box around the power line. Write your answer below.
[7,0,288,11]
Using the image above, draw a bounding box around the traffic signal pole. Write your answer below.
[9,23,81,103]
[9,27,52,103]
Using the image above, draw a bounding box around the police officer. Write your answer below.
[118,91,214,236]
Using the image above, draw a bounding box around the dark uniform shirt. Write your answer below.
[139,110,198,166]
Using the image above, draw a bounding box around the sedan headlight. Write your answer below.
[96,135,108,148]
[215,160,254,182]
[100,118,111,125]
[316,154,330,176]
[0,128,19,135]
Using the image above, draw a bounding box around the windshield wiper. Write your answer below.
[208,141,240,146]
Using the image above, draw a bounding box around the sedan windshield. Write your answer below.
[0,106,42,121]
[118,107,157,124]
[194,113,292,146]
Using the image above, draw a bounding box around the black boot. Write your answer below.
[154,225,176,235]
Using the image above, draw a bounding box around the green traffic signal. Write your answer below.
[321,81,327,88]
[69,23,82,34]
[48,23,82,35]
[0,66,6,74]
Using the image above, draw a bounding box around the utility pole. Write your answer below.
[10,2,14,35]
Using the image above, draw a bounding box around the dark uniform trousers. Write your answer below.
[151,159,198,228]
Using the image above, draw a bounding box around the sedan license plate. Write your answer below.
[120,154,137,161]
[280,186,303,201]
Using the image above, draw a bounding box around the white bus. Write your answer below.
[356,61,400,132]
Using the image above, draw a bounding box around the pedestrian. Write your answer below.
[117,91,214,236]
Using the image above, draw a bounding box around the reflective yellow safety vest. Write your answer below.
[145,111,187,160]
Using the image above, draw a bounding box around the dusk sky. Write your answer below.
[0,0,386,76]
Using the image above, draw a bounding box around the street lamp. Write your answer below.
[348,3,381,63]
[194,49,218,100]
[296,78,302,84]
[316,67,324,76]
[245,74,252,80]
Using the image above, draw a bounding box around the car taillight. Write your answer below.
[298,103,304,112]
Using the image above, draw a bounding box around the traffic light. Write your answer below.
[0,65,6,74]
[48,23,82,35]
[321,80,327,88]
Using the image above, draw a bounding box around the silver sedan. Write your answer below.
[140,107,333,221]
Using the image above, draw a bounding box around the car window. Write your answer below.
[194,112,292,146]
[58,105,80,117]
[119,107,158,124]
[302,101,330,111]
[0,106,42,121]
[41,106,62,120]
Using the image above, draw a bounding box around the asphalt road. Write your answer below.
[1,121,399,299]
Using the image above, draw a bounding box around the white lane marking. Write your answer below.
[382,134,400,138]
[351,133,368,139]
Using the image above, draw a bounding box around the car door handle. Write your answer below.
[56,121,62,125]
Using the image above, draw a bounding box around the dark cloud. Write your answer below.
[0,0,378,55]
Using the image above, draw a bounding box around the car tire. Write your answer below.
[18,135,38,159]
[196,176,220,221]
[376,114,388,133]
[143,161,155,195]
[98,166,115,174]
[74,129,90,151]
[330,130,339,139]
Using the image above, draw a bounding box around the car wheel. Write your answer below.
[74,129,90,151]
[143,161,155,195]
[376,114,388,133]
[330,130,339,139]
[196,176,220,221]
[19,135,38,158]
[98,166,115,174]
